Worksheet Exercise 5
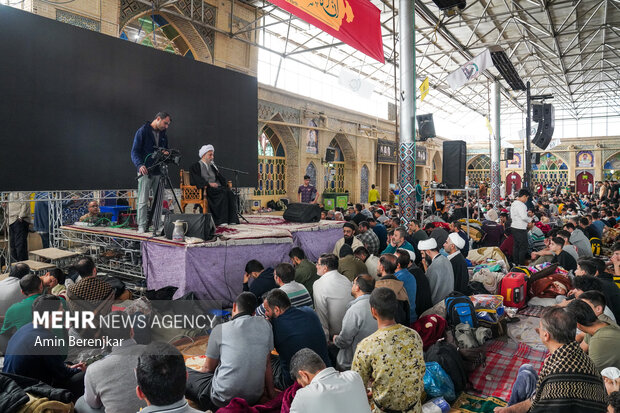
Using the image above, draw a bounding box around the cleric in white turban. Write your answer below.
[188,144,239,226]
[444,232,469,294]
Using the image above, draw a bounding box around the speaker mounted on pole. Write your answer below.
[531,103,554,150]
[416,114,436,141]
[504,148,514,160]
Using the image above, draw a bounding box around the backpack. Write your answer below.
[509,266,532,276]
[425,340,468,394]
[590,237,602,256]
[498,272,527,308]
[445,292,478,328]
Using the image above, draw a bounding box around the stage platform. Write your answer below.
[59,215,344,305]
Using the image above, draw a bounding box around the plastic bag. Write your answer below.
[423,361,456,402]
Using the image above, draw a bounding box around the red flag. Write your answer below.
[267,0,384,63]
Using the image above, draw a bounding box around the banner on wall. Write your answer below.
[576,150,594,168]
[267,0,384,62]
[506,152,522,169]
[377,139,397,164]
[416,146,427,165]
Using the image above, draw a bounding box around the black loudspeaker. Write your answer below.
[442,140,466,189]
[416,114,436,141]
[283,203,321,223]
[532,103,555,150]
[163,213,216,240]
[532,104,543,123]
[325,147,336,162]
[532,153,541,164]
[504,148,514,160]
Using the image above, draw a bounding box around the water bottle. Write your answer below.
[422,397,450,413]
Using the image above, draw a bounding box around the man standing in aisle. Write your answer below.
[510,189,533,265]
[131,112,171,233]
[7,192,31,262]
[298,175,318,204]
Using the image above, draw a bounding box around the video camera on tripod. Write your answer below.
[151,147,181,166]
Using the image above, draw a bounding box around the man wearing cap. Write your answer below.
[189,145,239,226]
[418,238,454,305]
[131,111,171,233]
[332,223,363,257]
[444,233,469,295]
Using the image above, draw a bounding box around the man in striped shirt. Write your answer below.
[255,263,313,317]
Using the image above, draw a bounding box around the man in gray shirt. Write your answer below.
[418,238,454,305]
[76,311,147,413]
[564,222,593,259]
[332,274,377,369]
[186,292,274,411]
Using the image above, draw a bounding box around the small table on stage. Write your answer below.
[15,260,56,275]
[29,248,81,270]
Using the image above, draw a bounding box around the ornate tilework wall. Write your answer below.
[56,10,101,32]
[360,165,369,203]
[305,162,317,187]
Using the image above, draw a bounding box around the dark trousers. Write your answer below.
[55,370,86,402]
[512,228,529,266]
[9,220,29,262]
[185,368,218,411]
[39,232,50,249]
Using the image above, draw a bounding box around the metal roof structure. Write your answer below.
[227,0,620,127]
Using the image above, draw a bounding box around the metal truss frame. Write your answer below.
[0,190,137,269]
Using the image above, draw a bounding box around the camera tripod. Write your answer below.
[142,160,182,236]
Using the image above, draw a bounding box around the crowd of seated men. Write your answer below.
[1,182,620,412]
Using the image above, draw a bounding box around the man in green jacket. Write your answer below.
[289,247,319,297]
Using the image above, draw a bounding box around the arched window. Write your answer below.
[604,152,620,181]
[255,127,286,197]
[467,155,491,186]
[360,165,369,203]
[120,14,195,59]
[325,139,345,192]
[532,153,568,187]
[305,162,317,186]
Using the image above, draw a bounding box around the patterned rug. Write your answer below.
[468,338,548,402]
[517,305,545,318]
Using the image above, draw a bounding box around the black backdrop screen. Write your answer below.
[0,6,258,191]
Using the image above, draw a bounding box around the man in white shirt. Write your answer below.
[313,254,353,339]
[354,247,380,280]
[510,189,533,265]
[289,348,371,413]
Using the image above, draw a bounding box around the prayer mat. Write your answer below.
[517,305,545,318]
[453,393,507,412]
[468,339,547,402]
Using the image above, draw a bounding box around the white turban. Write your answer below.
[448,232,465,250]
[199,144,214,158]
[418,238,437,251]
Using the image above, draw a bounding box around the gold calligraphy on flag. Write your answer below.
[294,0,354,30]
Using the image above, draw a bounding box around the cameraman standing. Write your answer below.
[131,112,171,233]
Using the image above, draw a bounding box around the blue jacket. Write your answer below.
[395,268,418,321]
[3,323,80,386]
[131,122,168,175]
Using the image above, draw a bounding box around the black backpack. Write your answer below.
[444,291,478,328]
[425,340,468,394]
